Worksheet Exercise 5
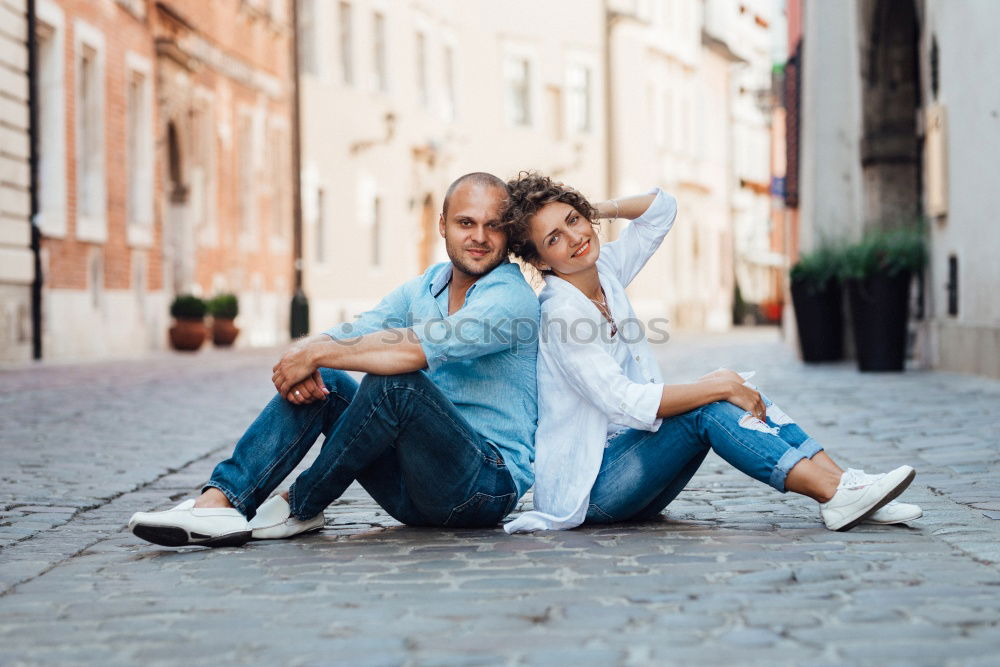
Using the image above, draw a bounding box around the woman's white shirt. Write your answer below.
[505,188,678,533]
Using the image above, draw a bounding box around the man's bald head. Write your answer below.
[442,172,507,219]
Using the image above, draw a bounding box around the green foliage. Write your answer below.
[207,293,239,319]
[839,226,927,281]
[790,245,843,291]
[169,294,207,320]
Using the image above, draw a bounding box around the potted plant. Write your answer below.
[208,293,240,347]
[168,294,208,352]
[789,245,844,362]
[840,227,927,371]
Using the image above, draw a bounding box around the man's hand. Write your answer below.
[285,370,329,405]
[272,343,320,399]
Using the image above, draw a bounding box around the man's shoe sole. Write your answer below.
[131,524,252,548]
[833,467,916,532]
[250,524,324,540]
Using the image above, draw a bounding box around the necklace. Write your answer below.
[588,288,618,337]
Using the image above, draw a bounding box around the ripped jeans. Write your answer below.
[584,395,824,523]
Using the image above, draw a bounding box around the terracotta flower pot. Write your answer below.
[211,318,240,347]
[169,318,207,351]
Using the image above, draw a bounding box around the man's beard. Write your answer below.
[445,242,506,278]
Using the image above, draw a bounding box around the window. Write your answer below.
[567,63,591,133]
[191,92,216,245]
[314,187,326,263]
[74,21,106,242]
[371,195,381,267]
[662,90,673,150]
[373,12,387,92]
[125,54,153,245]
[443,44,456,120]
[237,111,256,238]
[416,31,428,106]
[88,249,103,310]
[267,123,290,238]
[34,3,66,238]
[133,250,146,316]
[547,86,563,141]
[339,2,353,85]
[297,0,318,76]
[504,55,532,126]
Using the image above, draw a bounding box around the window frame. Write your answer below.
[72,18,107,243]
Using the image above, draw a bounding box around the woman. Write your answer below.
[501,174,921,533]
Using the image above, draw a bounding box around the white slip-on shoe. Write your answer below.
[247,495,325,540]
[867,499,923,524]
[820,465,916,531]
[128,499,251,547]
[840,470,923,525]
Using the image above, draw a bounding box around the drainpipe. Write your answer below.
[604,4,619,232]
[289,0,309,338]
[27,0,42,359]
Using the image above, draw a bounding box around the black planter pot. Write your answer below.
[790,279,843,362]
[846,272,912,372]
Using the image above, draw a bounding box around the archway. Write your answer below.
[860,0,922,228]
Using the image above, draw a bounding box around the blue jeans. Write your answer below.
[206,369,518,527]
[585,395,824,523]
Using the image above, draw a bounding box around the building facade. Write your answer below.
[298,0,773,337]
[296,0,608,329]
[0,0,34,363]
[13,0,295,362]
[795,0,1000,378]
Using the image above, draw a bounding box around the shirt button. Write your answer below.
[635,355,641,361]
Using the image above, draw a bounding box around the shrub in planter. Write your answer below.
[208,293,240,347]
[840,227,927,372]
[789,245,844,362]
[169,294,208,351]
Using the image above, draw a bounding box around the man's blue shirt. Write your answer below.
[323,261,540,496]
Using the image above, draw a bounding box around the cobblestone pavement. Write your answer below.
[1,329,999,666]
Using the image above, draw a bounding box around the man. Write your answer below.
[129,173,539,547]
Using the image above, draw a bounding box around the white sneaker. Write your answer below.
[867,499,923,524]
[841,469,923,524]
[247,495,325,540]
[820,465,916,531]
[128,499,251,547]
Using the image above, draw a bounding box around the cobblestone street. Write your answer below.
[1,329,999,665]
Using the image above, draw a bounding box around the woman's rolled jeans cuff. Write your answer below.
[768,439,824,492]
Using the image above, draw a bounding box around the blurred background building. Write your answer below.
[1,0,33,362]
[3,0,997,379]
[2,0,294,363]
[299,0,776,333]
[786,0,1000,378]
[296,0,609,327]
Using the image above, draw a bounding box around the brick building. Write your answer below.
[15,0,294,361]
[0,0,33,363]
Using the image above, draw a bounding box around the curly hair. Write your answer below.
[500,172,598,268]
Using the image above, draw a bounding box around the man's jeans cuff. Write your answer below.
[769,448,809,492]
[286,482,311,521]
[798,438,824,460]
[201,482,250,519]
